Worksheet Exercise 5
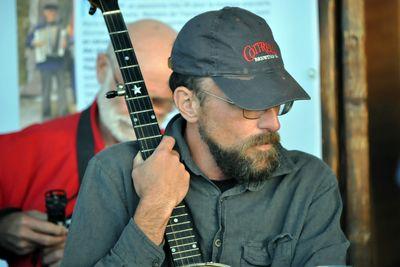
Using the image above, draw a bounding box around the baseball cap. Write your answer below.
[169,7,310,111]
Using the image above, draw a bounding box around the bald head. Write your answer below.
[128,20,176,69]
[97,19,177,144]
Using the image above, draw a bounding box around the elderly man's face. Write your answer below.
[113,67,174,123]
[195,79,282,182]
[97,61,173,142]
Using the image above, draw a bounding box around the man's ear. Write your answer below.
[174,87,201,123]
[96,53,109,84]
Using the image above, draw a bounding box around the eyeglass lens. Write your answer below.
[243,101,294,119]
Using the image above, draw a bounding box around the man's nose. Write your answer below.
[257,108,281,132]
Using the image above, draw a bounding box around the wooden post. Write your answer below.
[319,0,339,177]
[341,0,373,265]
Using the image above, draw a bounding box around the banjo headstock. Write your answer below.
[88,0,120,15]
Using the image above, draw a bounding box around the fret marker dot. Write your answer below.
[124,56,129,61]
[173,218,178,223]
[192,244,197,249]
[133,118,138,123]
[151,115,156,120]
[171,248,176,253]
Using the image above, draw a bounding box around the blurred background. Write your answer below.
[0,0,399,266]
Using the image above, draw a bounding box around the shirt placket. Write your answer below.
[210,184,247,263]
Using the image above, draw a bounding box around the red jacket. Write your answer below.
[0,102,105,267]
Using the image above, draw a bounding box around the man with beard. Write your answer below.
[62,7,349,267]
[0,20,176,267]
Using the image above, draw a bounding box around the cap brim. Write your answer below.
[212,69,310,110]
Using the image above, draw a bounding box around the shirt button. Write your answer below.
[152,259,159,267]
[214,238,222,247]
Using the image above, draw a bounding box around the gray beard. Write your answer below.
[198,122,281,184]
[96,68,136,143]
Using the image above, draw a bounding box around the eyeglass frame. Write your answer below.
[198,89,293,120]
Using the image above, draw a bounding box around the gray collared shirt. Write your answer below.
[62,115,349,267]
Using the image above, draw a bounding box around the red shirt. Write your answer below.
[0,102,105,267]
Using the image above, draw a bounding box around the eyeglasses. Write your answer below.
[199,90,293,120]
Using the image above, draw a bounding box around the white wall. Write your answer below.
[0,0,19,134]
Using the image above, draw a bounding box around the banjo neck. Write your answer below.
[88,1,220,266]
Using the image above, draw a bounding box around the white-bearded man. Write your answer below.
[0,20,176,267]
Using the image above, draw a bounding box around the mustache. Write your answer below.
[240,132,280,151]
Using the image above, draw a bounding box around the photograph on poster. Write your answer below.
[17,0,75,127]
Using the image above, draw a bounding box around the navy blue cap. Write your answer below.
[170,7,310,110]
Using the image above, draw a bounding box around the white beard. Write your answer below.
[96,68,136,142]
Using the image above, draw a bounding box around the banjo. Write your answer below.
[88,1,229,266]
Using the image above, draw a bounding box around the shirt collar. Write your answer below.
[165,115,205,177]
[165,115,296,191]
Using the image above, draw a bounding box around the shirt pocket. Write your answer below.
[241,241,272,266]
[267,233,294,266]
[241,233,294,267]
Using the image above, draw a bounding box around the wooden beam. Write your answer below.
[341,0,373,265]
[319,0,339,176]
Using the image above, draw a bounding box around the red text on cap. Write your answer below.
[242,41,278,62]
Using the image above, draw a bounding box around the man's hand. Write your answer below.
[42,241,65,267]
[132,136,190,244]
[0,210,67,256]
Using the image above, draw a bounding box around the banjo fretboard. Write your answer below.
[95,1,204,265]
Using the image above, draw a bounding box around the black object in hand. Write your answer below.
[45,190,67,226]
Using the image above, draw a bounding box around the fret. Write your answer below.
[137,135,162,142]
[138,142,160,155]
[174,205,186,209]
[139,143,158,154]
[110,30,128,35]
[168,235,196,242]
[167,221,191,227]
[170,213,189,218]
[115,48,134,53]
[103,10,121,16]
[170,242,197,249]
[171,247,200,255]
[166,228,193,235]
[130,109,153,114]
[173,254,202,261]
[133,122,158,128]
[125,80,144,85]
[120,64,139,69]
[126,95,148,101]
[141,148,156,153]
